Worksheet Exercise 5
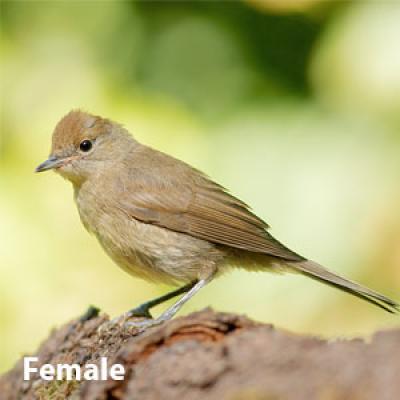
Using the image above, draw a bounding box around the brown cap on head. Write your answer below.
[51,110,112,154]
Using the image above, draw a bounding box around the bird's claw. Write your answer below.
[123,316,166,331]
[97,309,157,335]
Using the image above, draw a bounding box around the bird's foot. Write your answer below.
[123,307,177,331]
[97,306,154,335]
[123,315,169,332]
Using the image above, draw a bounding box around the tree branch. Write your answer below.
[1,308,400,399]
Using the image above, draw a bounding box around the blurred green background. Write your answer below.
[1,0,400,373]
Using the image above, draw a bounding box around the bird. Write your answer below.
[35,110,399,329]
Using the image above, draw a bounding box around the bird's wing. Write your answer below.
[115,150,303,262]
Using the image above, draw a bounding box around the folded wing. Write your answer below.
[115,149,304,262]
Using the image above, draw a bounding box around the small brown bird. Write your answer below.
[36,110,399,328]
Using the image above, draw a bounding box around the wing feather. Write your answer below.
[116,148,303,262]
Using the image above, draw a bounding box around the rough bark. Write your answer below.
[1,308,400,400]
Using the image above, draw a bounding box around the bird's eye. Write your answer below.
[79,140,92,152]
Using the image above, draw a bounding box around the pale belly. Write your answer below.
[78,201,225,285]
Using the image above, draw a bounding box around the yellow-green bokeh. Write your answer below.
[1,0,400,373]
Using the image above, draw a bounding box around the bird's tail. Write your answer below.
[289,260,399,313]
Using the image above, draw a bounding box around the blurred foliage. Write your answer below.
[1,0,400,373]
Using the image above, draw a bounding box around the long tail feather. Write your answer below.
[291,260,399,313]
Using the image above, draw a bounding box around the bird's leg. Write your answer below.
[102,282,196,330]
[126,282,196,319]
[125,278,209,330]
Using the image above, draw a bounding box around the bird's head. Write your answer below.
[35,110,134,185]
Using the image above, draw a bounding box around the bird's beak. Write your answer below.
[35,156,65,173]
